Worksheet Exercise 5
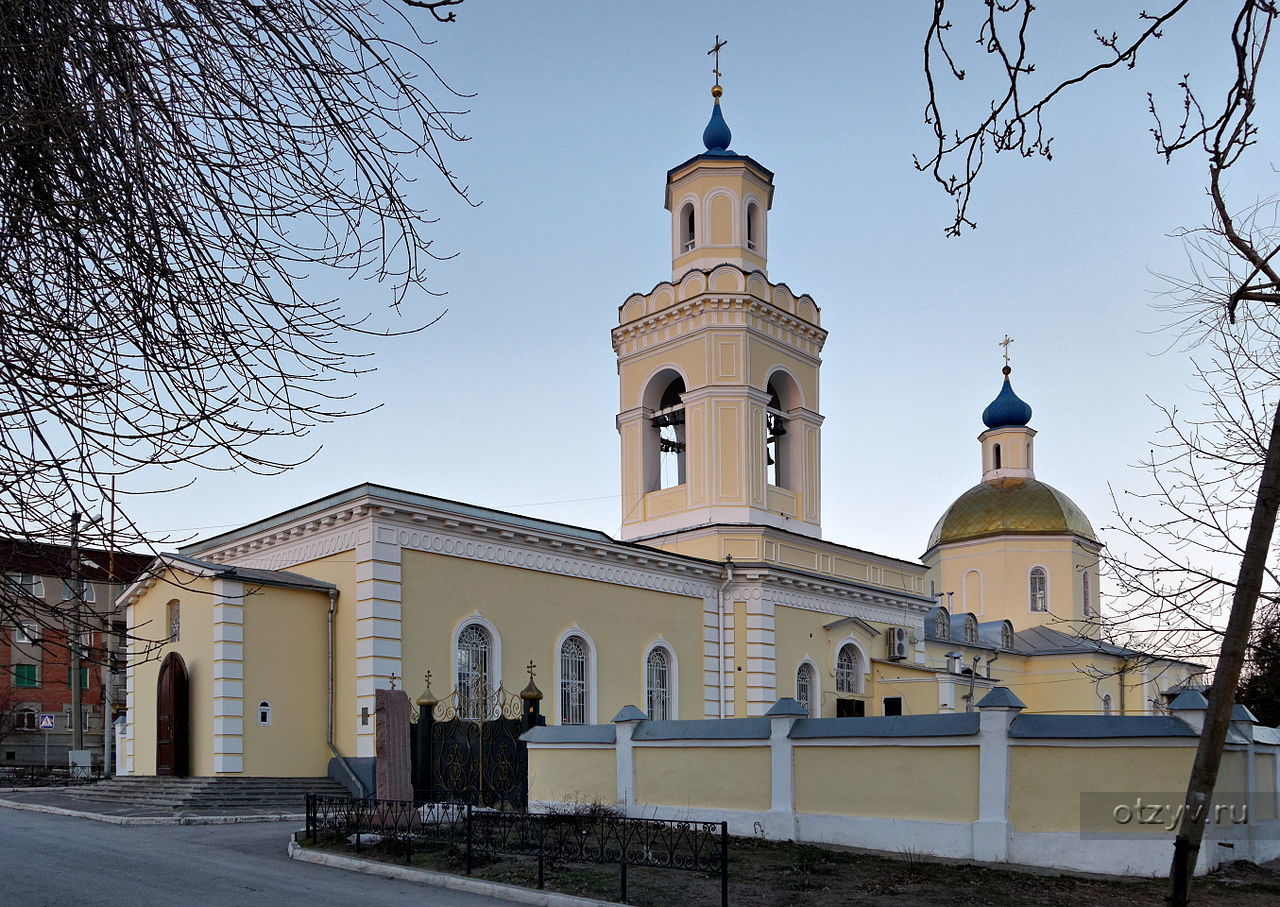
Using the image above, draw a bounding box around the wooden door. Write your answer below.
[156,652,190,776]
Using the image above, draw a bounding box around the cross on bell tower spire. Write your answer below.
[708,35,727,89]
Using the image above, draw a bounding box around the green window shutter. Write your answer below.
[64,667,90,688]
[14,664,37,687]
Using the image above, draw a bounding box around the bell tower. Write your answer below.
[613,82,827,547]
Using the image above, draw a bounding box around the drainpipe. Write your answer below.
[325,588,364,798]
[985,650,999,679]
[964,655,981,711]
[718,556,734,719]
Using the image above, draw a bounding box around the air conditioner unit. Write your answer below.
[887,626,910,661]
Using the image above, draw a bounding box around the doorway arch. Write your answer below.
[156,652,190,776]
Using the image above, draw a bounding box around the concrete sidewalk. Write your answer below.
[0,786,303,825]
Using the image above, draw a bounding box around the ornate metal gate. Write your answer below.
[413,666,543,810]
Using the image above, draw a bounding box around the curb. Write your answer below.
[288,838,618,906]
[0,797,303,826]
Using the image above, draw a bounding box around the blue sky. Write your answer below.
[124,2,1277,567]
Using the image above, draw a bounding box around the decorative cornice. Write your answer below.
[174,491,726,601]
[612,295,827,355]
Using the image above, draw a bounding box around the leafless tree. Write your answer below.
[1,0,472,588]
[920,2,1277,900]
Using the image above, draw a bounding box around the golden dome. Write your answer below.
[927,478,1096,549]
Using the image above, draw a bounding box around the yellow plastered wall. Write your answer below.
[279,550,359,754]
[634,745,771,811]
[128,573,214,776]
[1008,744,1196,832]
[772,605,865,717]
[399,550,704,724]
[926,535,1094,630]
[528,747,616,806]
[872,662,944,717]
[240,586,330,776]
[794,745,979,821]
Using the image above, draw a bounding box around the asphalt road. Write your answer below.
[0,808,504,906]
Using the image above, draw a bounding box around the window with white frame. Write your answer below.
[258,701,272,726]
[1029,567,1048,612]
[559,635,589,725]
[836,644,861,694]
[6,573,44,599]
[456,623,491,720]
[61,579,95,603]
[16,709,36,731]
[167,600,181,641]
[14,623,37,645]
[645,646,671,720]
[796,662,815,716]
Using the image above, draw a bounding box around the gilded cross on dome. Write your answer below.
[999,334,1014,368]
[708,35,727,88]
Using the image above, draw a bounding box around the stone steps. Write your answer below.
[70,776,349,811]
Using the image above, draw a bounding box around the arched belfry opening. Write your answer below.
[766,382,788,487]
[648,373,687,490]
[764,371,801,490]
[680,203,696,252]
[746,202,761,251]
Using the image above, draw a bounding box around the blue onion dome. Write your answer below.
[702,85,732,153]
[982,366,1033,429]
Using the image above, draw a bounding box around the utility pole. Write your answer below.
[68,511,103,758]
[69,512,84,753]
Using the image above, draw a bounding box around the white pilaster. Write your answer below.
[212,579,245,773]
[354,526,403,757]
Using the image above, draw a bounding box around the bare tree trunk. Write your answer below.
[1169,398,1280,904]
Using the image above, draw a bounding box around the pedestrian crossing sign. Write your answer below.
[38,713,56,731]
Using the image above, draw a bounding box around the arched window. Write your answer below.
[456,623,491,720]
[1102,694,1113,716]
[964,617,978,644]
[796,662,815,716]
[836,644,861,694]
[1001,623,1014,649]
[681,203,696,252]
[645,647,671,720]
[651,375,687,490]
[167,600,181,642]
[1029,568,1048,612]
[765,382,789,487]
[559,635,589,725]
[1082,571,1092,617]
[993,443,1002,470]
[934,610,949,639]
[257,701,272,726]
[746,202,760,250]
[62,579,95,603]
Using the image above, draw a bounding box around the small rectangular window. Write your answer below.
[883,697,904,717]
[14,623,37,645]
[65,667,90,689]
[14,664,38,687]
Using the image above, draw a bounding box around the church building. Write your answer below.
[118,83,1203,780]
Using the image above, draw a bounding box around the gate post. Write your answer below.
[521,662,544,733]
[415,674,439,801]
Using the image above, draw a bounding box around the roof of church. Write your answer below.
[926,477,1098,549]
[701,96,733,155]
[1011,624,1203,667]
[982,368,1033,428]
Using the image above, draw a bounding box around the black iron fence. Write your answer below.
[304,793,729,906]
[0,765,104,787]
